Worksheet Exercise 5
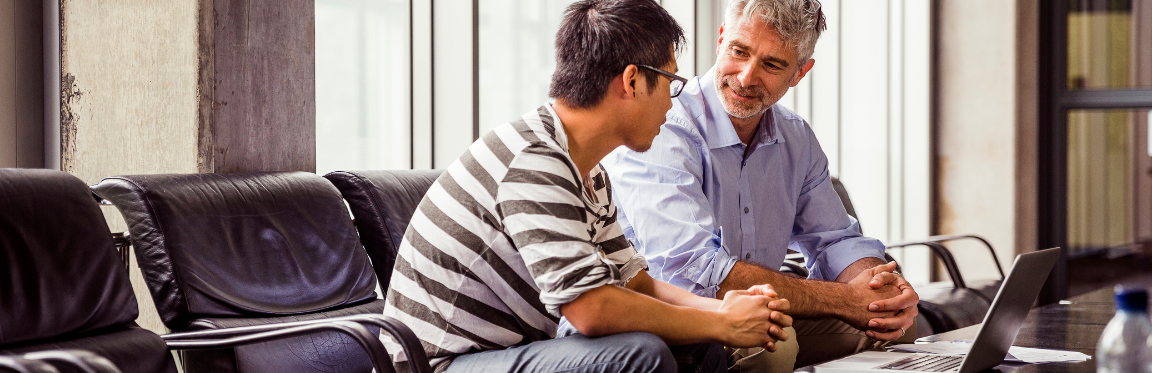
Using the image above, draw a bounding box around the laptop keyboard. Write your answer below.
[877,354,964,372]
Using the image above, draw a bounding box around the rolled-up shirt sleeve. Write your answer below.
[497,144,624,317]
[603,123,737,299]
[790,128,886,281]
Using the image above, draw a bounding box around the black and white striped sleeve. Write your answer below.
[495,143,621,317]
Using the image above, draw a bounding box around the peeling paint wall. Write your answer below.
[60,0,200,335]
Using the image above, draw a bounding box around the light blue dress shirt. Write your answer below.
[602,66,887,298]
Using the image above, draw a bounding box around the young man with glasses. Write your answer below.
[603,0,921,370]
[379,1,792,372]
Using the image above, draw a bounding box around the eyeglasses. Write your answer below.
[637,64,688,98]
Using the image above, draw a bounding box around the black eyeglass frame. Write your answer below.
[636,64,689,98]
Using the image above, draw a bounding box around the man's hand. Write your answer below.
[863,263,919,341]
[839,262,903,332]
[716,289,784,351]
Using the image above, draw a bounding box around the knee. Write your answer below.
[615,332,675,373]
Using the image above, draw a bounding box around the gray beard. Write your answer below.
[713,74,774,120]
[714,83,771,119]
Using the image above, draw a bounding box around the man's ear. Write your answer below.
[716,24,726,56]
[790,58,816,87]
[621,64,640,99]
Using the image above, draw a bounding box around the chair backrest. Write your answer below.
[324,170,442,289]
[91,172,378,330]
[0,169,139,347]
[829,177,858,221]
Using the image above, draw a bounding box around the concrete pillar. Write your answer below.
[935,0,1039,280]
[0,0,44,169]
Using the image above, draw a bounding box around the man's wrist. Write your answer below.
[825,280,864,321]
[706,308,733,343]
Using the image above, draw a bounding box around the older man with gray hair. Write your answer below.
[602,0,920,370]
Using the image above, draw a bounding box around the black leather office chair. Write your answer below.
[92,172,425,373]
[0,169,178,373]
[323,170,443,290]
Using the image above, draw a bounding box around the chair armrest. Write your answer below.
[0,356,50,373]
[779,261,809,278]
[98,193,131,274]
[21,350,120,373]
[164,314,431,373]
[884,242,969,290]
[164,320,398,373]
[887,234,1004,280]
[164,320,393,370]
[110,232,131,275]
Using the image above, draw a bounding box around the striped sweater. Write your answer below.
[381,104,648,371]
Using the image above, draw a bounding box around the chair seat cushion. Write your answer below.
[967,279,1002,304]
[1,324,176,373]
[916,285,992,333]
[180,299,387,373]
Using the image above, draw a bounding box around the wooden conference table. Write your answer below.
[797,286,1116,373]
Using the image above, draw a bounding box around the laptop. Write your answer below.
[815,247,1061,373]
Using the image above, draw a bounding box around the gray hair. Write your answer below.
[724,0,826,64]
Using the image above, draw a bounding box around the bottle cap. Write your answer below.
[1115,286,1148,312]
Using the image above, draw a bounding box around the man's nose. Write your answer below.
[737,62,757,87]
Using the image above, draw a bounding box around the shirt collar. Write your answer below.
[544,102,570,153]
[698,66,785,150]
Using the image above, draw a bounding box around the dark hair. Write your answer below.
[549,0,686,109]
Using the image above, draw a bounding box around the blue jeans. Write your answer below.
[442,332,726,373]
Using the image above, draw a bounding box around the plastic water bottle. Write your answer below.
[1097,286,1152,373]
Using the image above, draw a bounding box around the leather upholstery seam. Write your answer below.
[348,172,400,258]
[110,177,193,326]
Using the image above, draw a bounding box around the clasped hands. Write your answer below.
[718,284,792,352]
[847,261,920,341]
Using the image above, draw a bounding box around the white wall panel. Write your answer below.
[840,0,891,243]
[662,0,697,76]
[809,0,841,177]
[901,0,932,282]
[695,0,724,76]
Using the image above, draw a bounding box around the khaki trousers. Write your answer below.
[726,319,917,373]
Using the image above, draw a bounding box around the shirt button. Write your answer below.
[744,207,749,214]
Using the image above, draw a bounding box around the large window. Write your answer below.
[315,0,411,173]
[315,0,934,283]
[478,0,576,134]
